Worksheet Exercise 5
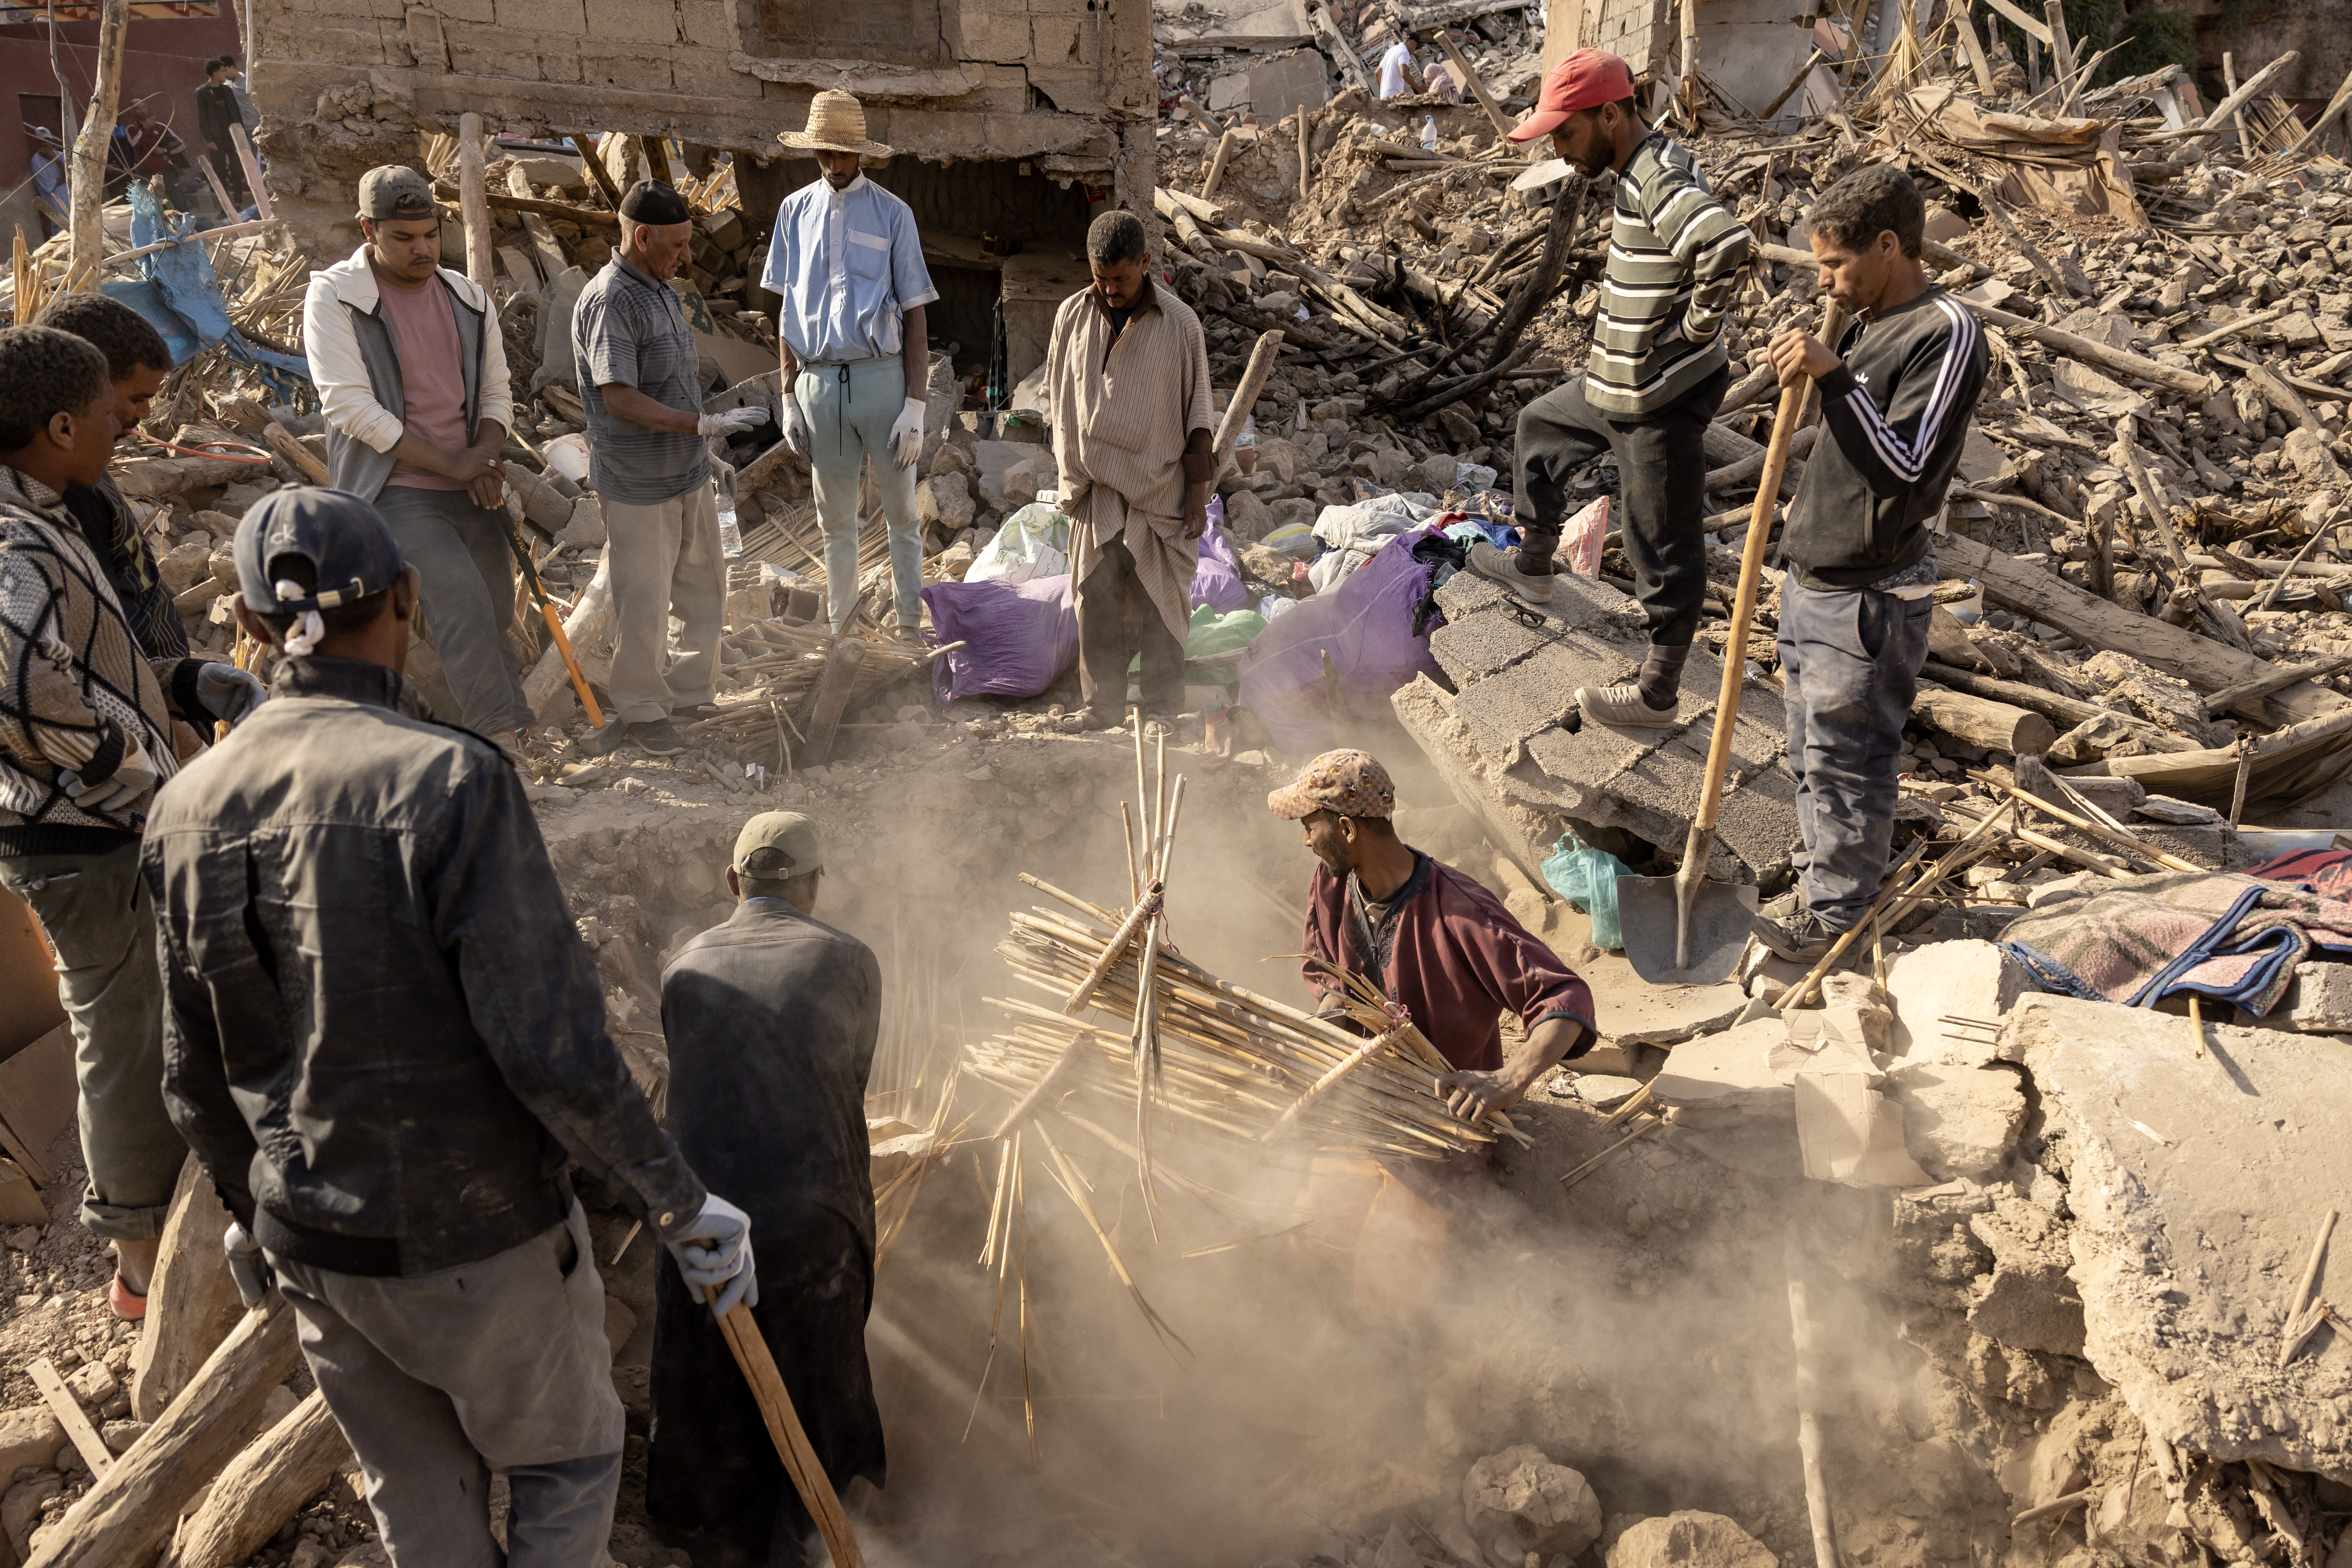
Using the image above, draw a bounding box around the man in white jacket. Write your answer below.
[302,166,535,759]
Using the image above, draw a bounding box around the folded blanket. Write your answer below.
[2002,871,2352,1016]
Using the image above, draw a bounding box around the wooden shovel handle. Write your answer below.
[704,1287,866,1568]
[1691,300,1847,836]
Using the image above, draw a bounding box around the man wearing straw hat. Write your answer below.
[650,811,886,1568]
[762,91,938,640]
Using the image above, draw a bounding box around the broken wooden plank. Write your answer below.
[28,1358,114,1475]
[157,1389,350,1568]
[1938,533,2348,727]
[129,1157,247,1423]
[1958,300,2217,397]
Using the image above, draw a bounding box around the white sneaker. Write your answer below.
[1467,540,1555,604]
[1576,682,1681,728]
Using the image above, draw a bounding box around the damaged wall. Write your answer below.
[244,0,1156,244]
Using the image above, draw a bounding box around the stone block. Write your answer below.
[1887,1062,2024,1179]
[1883,938,2032,1065]
[1649,1018,1793,1114]
[581,47,670,89]
[2277,962,2352,1033]
[1462,1445,1602,1561]
[1033,13,1091,64]
[675,0,735,47]
[406,9,450,70]
[670,52,763,99]
[492,0,584,29]
[960,10,1033,60]
[583,0,673,41]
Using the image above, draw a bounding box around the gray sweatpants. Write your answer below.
[372,485,535,736]
[270,1202,626,1568]
[1777,575,1932,931]
[0,840,183,1241]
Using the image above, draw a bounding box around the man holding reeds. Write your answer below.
[648,811,886,1568]
[1268,750,1597,1124]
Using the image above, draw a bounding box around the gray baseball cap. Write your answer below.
[356,165,437,221]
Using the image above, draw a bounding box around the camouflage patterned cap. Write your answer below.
[1266,749,1395,820]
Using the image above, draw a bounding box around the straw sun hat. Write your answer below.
[777,90,893,158]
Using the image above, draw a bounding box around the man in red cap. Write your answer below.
[1472,50,1751,731]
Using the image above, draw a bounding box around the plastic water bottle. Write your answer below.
[1421,116,1439,152]
[717,503,743,558]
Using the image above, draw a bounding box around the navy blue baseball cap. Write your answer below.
[233,487,407,614]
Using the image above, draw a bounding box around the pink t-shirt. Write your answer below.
[374,274,471,491]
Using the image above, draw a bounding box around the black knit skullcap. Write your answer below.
[618,180,692,225]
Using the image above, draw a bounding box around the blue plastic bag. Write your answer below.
[1541,832,1632,951]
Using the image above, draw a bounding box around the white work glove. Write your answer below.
[889,396,926,469]
[60,737,158,815]
[665,1193,759,1317]
[222,1220,274,1308]
[779,397,810,457]
[195,662,268,727]
[697,405,767,439]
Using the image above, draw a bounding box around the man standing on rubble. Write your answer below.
[145,486,758,1567]
[1749,164,1986,962]
[577,180,764,759]
[0,325,262,1322]
[1047,209,1216,726]
[1471,49,1751,731]
[194,58,249,211]
[762,90,937,641]
[304,165,535,764]
[1268,750,1596,1117]
[648,811,886,1568]
[1377,31,1421,98]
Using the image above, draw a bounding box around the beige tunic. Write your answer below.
[1046,280,1214,641]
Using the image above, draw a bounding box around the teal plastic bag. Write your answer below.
[1541,831,1632,951]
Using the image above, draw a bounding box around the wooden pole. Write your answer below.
[158,1390,350,1568]
[2222,53,2250,157]
[2279,65,2352,163]
[457,111,494,295]
[67,0,129,291]
[1786,1227,1842,1568]
[1436,30,1515,142]
[1951,3,1996,95]
[1212,331,1286,468]
[706,1289,867,1568]
[1201,129,1241,202]
[571,132,625,209]
[1481,173,1585,370]
[226,124,270,221]
[129,1157,245,1423]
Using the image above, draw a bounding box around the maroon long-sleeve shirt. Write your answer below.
[1300,851,1596,1072]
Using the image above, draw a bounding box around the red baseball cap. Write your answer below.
[1507,50,1637,142]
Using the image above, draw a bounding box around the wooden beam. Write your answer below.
[226,125,270,223]
[1913,686,2058,755]
[434,178,622,230]
[570,132,624,209]
[457,111,494,295]
[157,1390,350,1568]
[1212,331,1287,468]
[1937,532,2347,727]
[1957,298,2216,396]
[129,1157,246,1423]
[25,1300,302,1568]
[2280,65,2352,163]
[1436,29,1515,141]
[1977,0,2050,48]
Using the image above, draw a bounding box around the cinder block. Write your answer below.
[534,47,582,84]
[2279,963,2352,1033]
[494,0,586,32]
[583,0,675,42]
[406,9,449,70]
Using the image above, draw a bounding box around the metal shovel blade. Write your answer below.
[1615,871,1758,985]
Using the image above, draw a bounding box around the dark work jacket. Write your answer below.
[141,656,706,1276]
[648,898,886,1562]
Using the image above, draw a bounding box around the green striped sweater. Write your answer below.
[1584,131,1753,417]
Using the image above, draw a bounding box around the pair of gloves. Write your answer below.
[775,396,926,470]
[222,1193,759,1319]
[58,662,269,814]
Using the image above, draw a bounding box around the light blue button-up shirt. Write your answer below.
[762,174,939,365]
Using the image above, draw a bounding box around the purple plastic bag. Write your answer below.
[1191,514,1247,614]
[1237,524,1445,752]
[923,573,1079,703]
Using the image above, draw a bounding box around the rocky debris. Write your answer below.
[1461,1444,1604,1563]
[1605,1512,1777,1568]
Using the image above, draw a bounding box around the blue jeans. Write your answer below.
[1777,576,1932,931]
[794,355,922,632]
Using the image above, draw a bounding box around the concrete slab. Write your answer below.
[2005,993,2352,1480]
[1886,1061,2026,1179]
[1649,1018,1794,1113]
[1968,1193,2087,1357]
[1579,942,1749,1045]
[1154,0,1312,49]
[1390,676,1562,891]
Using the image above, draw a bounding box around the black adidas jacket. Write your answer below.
[1781,285,1989,592]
